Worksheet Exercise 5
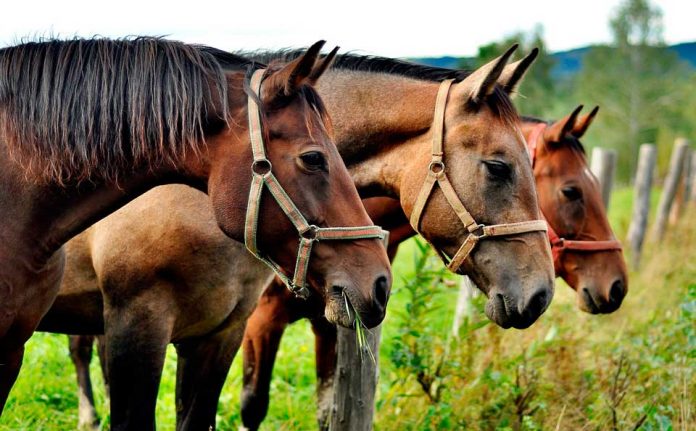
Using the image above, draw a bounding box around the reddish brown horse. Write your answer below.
[239,106,628,430]
[0,38,393,425]
[42,47,555,430]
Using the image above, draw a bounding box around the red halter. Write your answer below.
[526,123,622,273]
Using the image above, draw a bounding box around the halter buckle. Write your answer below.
[251,159,273,176]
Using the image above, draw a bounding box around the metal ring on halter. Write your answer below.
[470,224,487,238]
[301,225,319,241]
[251,159,273,176]
[428,160,445,174]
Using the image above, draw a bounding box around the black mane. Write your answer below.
[243,49,519,125]
[244,49,470,82]
[0,37,261,183]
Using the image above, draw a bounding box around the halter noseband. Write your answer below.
[409,79,548,273]
[527,122,622,273]
[245,69,388,299]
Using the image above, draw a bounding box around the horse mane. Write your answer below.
[0,37,256,184]
[521,115,586,155]
[242,49,518,126]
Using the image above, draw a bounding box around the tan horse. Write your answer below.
[0,39,393,428]
[40,47,554,429]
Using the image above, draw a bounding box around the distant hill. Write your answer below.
[412,42,696,78]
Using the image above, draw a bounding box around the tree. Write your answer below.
[574,0,693,181]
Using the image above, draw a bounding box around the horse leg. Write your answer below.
[173,320,245,431]
[240,294,292,430]
[0,252,65,413]
[311,317,338,431]
[95,335,110,400]
[0,343,24,414]
[68,335,101,430]
[104,303,171,431]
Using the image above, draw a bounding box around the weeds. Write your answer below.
[2,189,694,431]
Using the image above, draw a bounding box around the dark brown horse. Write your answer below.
[41,47,555,430]
[238,106,629,430]
[0,37,393,425]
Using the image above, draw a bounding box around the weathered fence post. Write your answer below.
[451,276,478,337]
[329,325,380,431]
[626,144,657,270]
[590,147,617,210]
[669,147,692,224]
[651,138,690,242]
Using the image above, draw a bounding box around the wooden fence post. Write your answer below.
[669,147,692,224]
[651,138,690,242]
[626,144,657,270]
[329,325,381,431]
[690,151,696,204]
[590,147,617,210]
[451,276,478,337]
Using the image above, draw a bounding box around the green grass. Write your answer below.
[1,188,694,430]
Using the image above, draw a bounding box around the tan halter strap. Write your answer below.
[409,79,547,273]
[244,69,388,299]
[526,122,622,273]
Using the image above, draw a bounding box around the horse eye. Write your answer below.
[300,151,327,171]
[483,160,512,180]
[561,186,583,201]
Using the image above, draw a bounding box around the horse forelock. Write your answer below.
[0,37,249,185]
[243,63,333,146]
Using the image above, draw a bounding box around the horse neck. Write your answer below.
[0,145,204,272]
[316,70,439,197]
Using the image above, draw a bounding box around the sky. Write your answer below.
[0,0,692,58]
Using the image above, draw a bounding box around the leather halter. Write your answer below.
[244,69,388,299]
[526,122,622,272]
[409,79,548,273]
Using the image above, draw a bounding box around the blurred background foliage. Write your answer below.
[417,0,695,182]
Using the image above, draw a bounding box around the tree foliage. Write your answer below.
[574,0,693,180]
[453,0,695,182]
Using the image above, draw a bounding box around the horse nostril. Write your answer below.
[609,279,625,304]
[373,275,389,309]
[525,287,551,318]
[331,285,344,297]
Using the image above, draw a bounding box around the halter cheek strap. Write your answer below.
[409,79,548,273]
[245,69,388,299]
[526,123,622,273]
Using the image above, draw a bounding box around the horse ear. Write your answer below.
[453,44,518,105]
[497,48,539,96]
[308,46,339,85]
[571,106,599,138]
[543,105,583,143]
[263,40,325,100]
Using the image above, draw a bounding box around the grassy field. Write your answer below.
[1,188,694,430]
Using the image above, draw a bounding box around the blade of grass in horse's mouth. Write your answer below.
[343,290,375,364]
